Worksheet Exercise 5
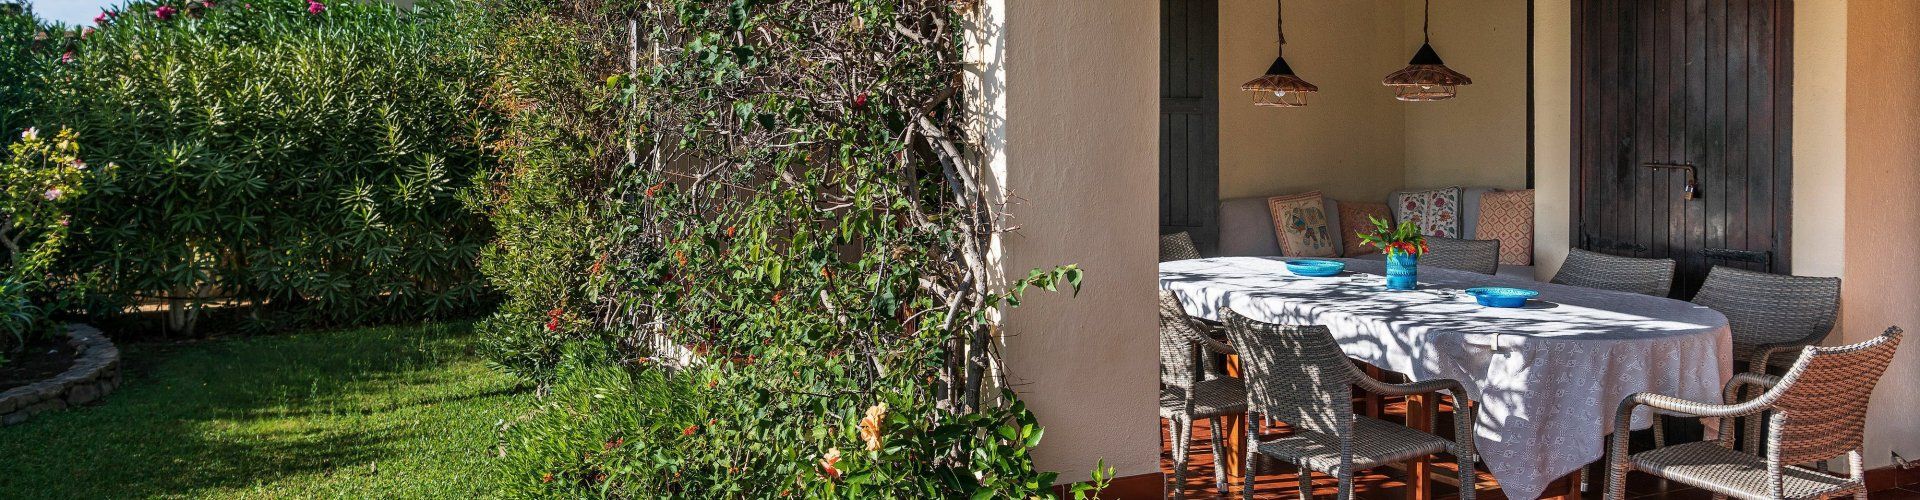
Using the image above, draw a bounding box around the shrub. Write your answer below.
[479,0,1108,496]
[42,0,495,334]
[0,127,104,359]
[0,3,60,137]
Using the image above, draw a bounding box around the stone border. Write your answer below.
[0,324,120,426]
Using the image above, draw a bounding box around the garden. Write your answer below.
[0,0,1105,497]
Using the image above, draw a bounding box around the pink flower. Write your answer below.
[44,188,62,201]
[93,11,110,24]
[82,27,94,37]
[307,1,324,14]
[154,5,177,20]
[60,51,74,63]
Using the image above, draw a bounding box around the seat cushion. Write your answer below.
[1218,197,1284,257]
[1266,191,1339,258]
[1160,377,1248,419]
[1337,201,1391,257]
[1391,187,1463,238]
[1475,189,1534,266]
[1253,415,1453,474]
[1631,441,1859,500]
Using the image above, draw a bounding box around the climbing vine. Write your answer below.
[479,0,1106,496]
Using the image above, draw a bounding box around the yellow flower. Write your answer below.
[858,402,887,451]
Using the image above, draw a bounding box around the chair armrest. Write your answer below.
[1747,342,1824,372]
[1619,391,1771,420]
[1351,368,1465,398]
[1185,319,1237,355]
[1722,372,1781,403]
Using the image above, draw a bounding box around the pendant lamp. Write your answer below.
[1241,0,1317,107]
[1383,0,1471,101]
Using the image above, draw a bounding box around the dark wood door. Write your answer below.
[1573,0,1792,298]
[1161,0,1220,255]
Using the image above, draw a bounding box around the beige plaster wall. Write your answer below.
[1794,1,1849,280]
[1217,0,1407,203]
[1401,0,1531,191]
[1846,0,1920,469]
[968,0,1165,482]
[1531,0,1573,280]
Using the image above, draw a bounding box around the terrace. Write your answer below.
[966,0,1920,498]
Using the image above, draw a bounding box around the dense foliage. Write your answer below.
[0,127,103,359]
[39,0,495,334]
[479,0,1105,496]
[0,3,58,137]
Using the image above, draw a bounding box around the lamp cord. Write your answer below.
[1423,0,1431,42]
[1275,0,1286,51]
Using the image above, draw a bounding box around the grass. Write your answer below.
[0,321,532,499]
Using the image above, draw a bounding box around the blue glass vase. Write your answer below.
[1386,251,1418,290]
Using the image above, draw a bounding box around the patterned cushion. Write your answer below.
[1394,187,1462,238]
[1337,201,1391,257]
[1475,189,1534,265]
[1266,191,1338,258]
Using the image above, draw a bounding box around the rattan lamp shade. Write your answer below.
[1242,56,1318,107]
[1242,0,1315,108]
[1382,42,1472,101]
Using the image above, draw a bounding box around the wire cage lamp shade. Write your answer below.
[1384,0,1471,101]
[1242,0,1316,107]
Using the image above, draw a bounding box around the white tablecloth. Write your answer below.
[1160,257,1732,500]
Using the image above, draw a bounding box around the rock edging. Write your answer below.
[0,324,121,426]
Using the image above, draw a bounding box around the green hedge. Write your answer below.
[44,0,496,332]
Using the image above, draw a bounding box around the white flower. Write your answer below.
[70,159,87,171]
[21,127,37,141]
[43,188,62,201]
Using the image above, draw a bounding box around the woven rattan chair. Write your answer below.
[1692,267,1842,373]
[1159,291,1243,497]
[1222,310,1475,500]
[1160,232,1203,262]
[1550,248,1677,297]
[1420,237,1500,275]
[1605,326,1902,500]
[1686,266,1843,452]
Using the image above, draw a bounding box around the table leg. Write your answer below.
[1220,354,1246,479]
[1363,364,1386,418]
[1405,392,1433,500]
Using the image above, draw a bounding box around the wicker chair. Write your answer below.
[1692,266,1842,373]
[1420,237,1500,275]
[1605,326,1902,500]
[1550,248,1677,297]
[1222,310,1475,500]
[1686,266,1843,452]
[1159,291,1243,497]
[1160,232,1203,262]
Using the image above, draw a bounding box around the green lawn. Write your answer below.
[0,322,532,499]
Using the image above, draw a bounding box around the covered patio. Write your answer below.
[965,0,1920,498]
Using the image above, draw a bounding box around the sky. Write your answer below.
[24,0,123,27]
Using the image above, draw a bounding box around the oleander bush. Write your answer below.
[477,0,1108,496]
[41,0,495,334]
[0,3,59,137]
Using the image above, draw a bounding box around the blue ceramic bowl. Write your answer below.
[1465,287,1540,308]
[1284,259,1346,277]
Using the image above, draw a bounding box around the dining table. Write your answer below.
[1159,256,1733,500]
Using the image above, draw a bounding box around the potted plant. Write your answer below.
[1355,215,1427,290]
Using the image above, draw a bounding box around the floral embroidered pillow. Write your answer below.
[1394,187,1461,238]
[1266,191,1338,258]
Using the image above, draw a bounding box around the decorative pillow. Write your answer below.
[1394,187,1462,238]
[1475,189,1534,265]
[1337,201,1391,257]
[1266,191,1338,258]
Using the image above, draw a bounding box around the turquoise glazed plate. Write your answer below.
[1284,259,1346,277]
[1465,287,1540,308]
